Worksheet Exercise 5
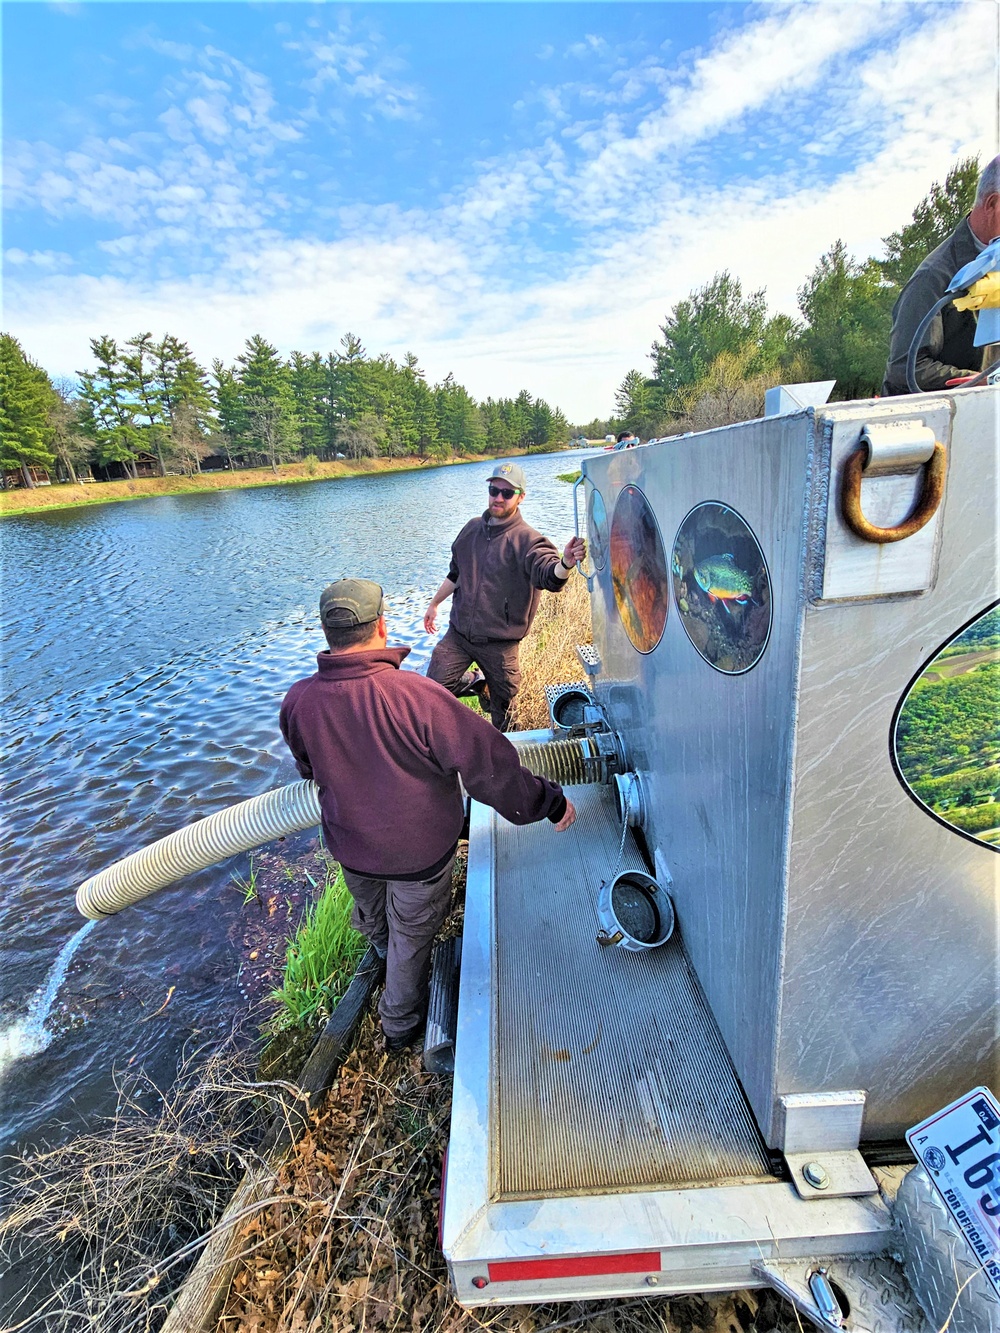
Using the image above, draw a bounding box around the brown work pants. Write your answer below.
[342,855,456,1039]
[427,627,521,730]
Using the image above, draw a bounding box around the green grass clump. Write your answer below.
[269,864,366,1031]
[556,470,581,483]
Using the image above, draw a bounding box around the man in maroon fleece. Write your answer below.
[280,578,576,1051]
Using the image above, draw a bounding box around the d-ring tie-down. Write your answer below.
[841,421,946,544]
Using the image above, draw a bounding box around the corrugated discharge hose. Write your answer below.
[76,780,322,919]
[74,738,603,920]
[511,736,596,786]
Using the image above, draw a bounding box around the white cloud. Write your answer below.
[289,18,422,121]
[4,3,996,420]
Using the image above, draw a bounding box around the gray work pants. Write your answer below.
[342,855,456,1039]
[428,627,521,730]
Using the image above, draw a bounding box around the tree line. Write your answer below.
[0,156,981,487]
[603,156,981,439]
[0,331,571,488]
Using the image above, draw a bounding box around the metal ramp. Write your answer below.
[493,782,775,1199]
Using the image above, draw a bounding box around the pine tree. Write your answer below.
[235,336,298,470]
[123,333,168,475]
[0,334,57,487]
[79,336,141,477]
[797,241,894,400]
[614,370,658,437]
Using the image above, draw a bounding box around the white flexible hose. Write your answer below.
[75,781,322,919]
[74,735,584,920]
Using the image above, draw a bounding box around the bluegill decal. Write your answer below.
[693,553,753,614]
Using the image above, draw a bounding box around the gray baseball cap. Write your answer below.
[487,461,527,493]
[319,579,384,628]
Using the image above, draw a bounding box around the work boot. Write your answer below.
[384,1021,425,1053]
[471,677,491,709]
[456,668,486,699]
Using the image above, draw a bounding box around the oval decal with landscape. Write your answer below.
[892,603,1000,850]
[587,483,609,571]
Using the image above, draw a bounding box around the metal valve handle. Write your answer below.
[572,472,596,590]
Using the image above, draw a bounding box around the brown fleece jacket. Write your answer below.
[446,509,566,642]
[279,645,566,878]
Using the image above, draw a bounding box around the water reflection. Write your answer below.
[587,484,609,571]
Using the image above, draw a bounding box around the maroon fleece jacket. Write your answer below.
[279,645,566,878]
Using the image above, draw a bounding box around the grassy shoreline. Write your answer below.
[0,449,561,519]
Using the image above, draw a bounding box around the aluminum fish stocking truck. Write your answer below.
[77,385,999,1331]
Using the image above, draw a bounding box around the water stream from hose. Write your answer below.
[0,920,98,1081]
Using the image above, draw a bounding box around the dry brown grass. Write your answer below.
[0,455,497,519]
[0,1036,278,1333]
[507,573,593,731]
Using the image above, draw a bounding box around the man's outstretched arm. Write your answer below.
[427,687,576,830]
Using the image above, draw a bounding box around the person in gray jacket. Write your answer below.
[423,461,586,730]
[883,156,1000,394]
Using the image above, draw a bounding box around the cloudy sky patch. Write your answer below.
[3,1,994,419]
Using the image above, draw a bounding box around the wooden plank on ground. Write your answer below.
[161,947,383,1333]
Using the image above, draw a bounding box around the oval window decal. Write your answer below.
[609,484,669,653]
[587,484,609,572]
[893,603,1000,850]
[671,502,771,674]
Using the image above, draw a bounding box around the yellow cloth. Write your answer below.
[953,271,1000,312]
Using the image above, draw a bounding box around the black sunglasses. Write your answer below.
[488,484,518,500]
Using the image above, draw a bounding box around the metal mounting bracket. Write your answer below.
[576,643,601,676]
[753,1256,934,1333]
[785,1149,879,1199]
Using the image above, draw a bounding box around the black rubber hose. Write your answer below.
[906,292,959,393]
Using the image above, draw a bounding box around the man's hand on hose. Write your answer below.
[553,799,576,832]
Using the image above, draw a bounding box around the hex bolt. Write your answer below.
[803,1161,831,1190]
[645,1275,659,1286]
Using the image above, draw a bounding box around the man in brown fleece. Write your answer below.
[280,578,576,1051]
[423,461,586,730]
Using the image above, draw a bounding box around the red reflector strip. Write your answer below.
[488,1252,661,1282]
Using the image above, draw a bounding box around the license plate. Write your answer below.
[906,1085,1000,1296]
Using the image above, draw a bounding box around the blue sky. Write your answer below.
[3,2,995,419]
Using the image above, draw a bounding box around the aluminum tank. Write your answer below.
[580,386,999,1147]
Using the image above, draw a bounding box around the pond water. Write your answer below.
[0,452,595,1151]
